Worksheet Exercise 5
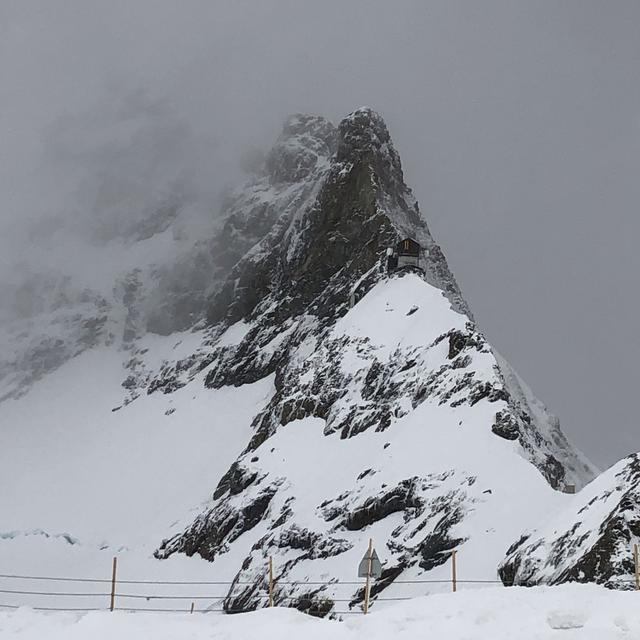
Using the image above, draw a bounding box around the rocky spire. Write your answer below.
[265,114,338,184]
[206,107,469,329]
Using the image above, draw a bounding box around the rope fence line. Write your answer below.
[0,574,264,586]
[1,543,638,615]
[0,574,499,586]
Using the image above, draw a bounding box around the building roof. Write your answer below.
[397,237,421,256]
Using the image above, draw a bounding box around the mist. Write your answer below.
[1,1,639,467]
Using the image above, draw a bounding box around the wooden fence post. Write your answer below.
[364,538,373,614]
[634,544,640,591]
[268,556,274,607]
[451,550,457,593]
[110,556,118,612]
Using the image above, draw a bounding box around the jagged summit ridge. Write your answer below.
[337,107,407,203]
[206,107,469,329]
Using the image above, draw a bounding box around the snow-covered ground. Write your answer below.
[1,585,638,640]
[0,333,276,608]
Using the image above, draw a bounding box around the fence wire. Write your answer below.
[0,561,637,615]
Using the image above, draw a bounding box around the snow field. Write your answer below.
[1,585,638,640]
[0,336,275,600]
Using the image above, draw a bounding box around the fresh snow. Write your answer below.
[0,338,275,609]
[333,272,467,355]
[1,585,638,639]
[151,271,590,613]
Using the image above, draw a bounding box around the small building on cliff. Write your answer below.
[387,238,423,272]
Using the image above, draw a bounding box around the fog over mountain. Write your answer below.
[2,1,640,467]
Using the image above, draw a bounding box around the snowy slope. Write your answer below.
[155,272,586,613]
[2,585,639,639]
[0,107,601,615]
[0,329,276,610]
[500,453,640,589]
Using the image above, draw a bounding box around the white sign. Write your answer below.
[358,548,382,578]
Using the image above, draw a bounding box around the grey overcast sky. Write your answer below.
[1,1,639,468]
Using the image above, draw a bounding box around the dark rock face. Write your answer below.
[157,485,279,562]
[500,454,640,589]
[205,107,468,332]
[418,518,465,572]
[146,118,338,336]
[266,114,338,184]
[447,330,482,360]
[342,479,424,531]
[213,461,261,500]
[492,411,520,441]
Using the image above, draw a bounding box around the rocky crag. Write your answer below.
[500,453,640,590]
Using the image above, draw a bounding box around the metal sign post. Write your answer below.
[364,539,372,614]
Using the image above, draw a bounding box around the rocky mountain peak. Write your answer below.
[145,109,598,617]
[266,114,337,184]
[207,107,468,329]
[281,113,337,145]
[337,107,391,158]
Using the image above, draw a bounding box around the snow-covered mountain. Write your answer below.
[3,107,624,616]
[142,108,596,613]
